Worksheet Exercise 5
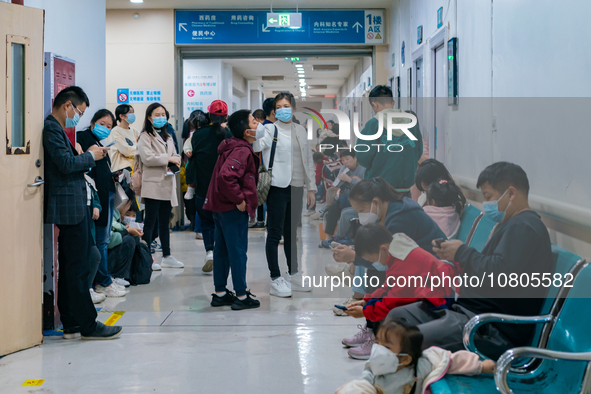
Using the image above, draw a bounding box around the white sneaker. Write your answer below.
[325,263,353,279]
[110,281,126,291]
[113,278,130,288]
[270,277,292,298]
[152,262,162,271]
[90,288,106,304]
[161,255,184,268]
[95,283,126,298]
[309,211,324,220]
[303,209,315,216]
[202,250,213,273]
[184,186,195,200]
[288,272,312,292]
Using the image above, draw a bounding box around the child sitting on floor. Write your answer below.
[342,224,459,360]
[336,319,495,394]
[422,179,465,239]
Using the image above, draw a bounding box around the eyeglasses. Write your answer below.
[72,104,85,117]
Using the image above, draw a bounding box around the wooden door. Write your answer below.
[0,2,45,356]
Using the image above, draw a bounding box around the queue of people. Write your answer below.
[43,84,555,394]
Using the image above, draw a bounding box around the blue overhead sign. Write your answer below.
[175,10,384,45]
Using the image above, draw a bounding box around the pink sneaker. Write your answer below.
[342,324,372,348]
[347,333,375,360]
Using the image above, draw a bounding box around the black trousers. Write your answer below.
[265,186,304,279]
[142,198,172,257]
[108,234,138,279]
[56,210,98,335]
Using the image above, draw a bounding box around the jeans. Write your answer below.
[94,191,115,288]
[195,195,214,251]
[142,198,172,257]
[265,185,304,279]
[213,209,249,296]
[56,210,98,335]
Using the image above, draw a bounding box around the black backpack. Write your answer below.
[130,241,153,285]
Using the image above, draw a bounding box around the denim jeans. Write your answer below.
[265,185,304,279]
[212,209,250,296]
[195,195,214,251]
[94,191,115,288]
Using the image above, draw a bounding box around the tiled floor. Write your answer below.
[0,219,365,393]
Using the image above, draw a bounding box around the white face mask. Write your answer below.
[248,122,266,140]
[358,201,379,225]
[368,344,409,375]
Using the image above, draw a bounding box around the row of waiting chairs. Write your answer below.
[431,204,589,393]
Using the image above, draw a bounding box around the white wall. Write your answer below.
[386,0,591,258]
[26,0,106,124]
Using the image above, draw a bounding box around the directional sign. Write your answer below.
[175,10,384,45]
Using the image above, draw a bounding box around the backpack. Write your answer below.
[129,241,152,285]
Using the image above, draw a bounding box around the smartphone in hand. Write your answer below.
[334,305,348,311]
[433,238,445,248]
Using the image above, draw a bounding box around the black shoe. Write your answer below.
[211,289,236,307]
[81,322,123,340]
[63,326,80,340]
[231,291,260,310]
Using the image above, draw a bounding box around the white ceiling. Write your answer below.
[223,57,361,100]
[107,0,391,10]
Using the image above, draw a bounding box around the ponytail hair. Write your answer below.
[426,179,466,215]
[349,177,404,204]
[209,113,228,140]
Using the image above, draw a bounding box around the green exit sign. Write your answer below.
[267,12,302,29]
[284,57,307,62]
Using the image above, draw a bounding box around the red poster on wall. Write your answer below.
[53,58,76,145]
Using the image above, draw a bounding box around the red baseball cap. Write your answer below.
[207,100,228,116]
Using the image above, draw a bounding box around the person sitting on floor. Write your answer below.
[386,162,555,360]
[341,224,459,360]
[335,319,495,394]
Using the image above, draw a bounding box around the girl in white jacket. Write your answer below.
[336,319,494,394]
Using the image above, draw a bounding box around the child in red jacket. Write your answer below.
[342,224,460,360]
[203,110,261,310]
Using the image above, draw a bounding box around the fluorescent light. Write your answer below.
[296,64,304,68]
[130,0,143,3]
[297,71,305,74]
[301,92,307,96]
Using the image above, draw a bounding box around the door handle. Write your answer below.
[27,176,44,187]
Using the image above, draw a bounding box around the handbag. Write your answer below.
[256,125,279,206]
[113,182,129,209]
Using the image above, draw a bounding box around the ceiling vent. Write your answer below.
[313,64,339,71]
[262,75,285,81]
[306,85,328,90]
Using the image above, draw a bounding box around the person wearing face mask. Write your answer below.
[253,91,317,298]
[341,225,459,360]
[336,320,494,394]
[106,104,141,173]
[385,162,554,361]
[203,110,262,310]
[331,177,445,320]
[43,86,122,340]
[77,109,127,298]
[136,103,184,270]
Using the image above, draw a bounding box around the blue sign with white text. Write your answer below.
[175,10,384,45]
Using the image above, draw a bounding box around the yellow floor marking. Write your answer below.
[104,311,125,326]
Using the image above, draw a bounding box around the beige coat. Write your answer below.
[106,125,141,172]
[136,131,181,206]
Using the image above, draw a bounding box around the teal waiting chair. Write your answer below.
[457,204,483,243]
[467,213,497,253]
[431,249,587,393]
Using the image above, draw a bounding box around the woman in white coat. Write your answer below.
[253,92,316,297]
[136,103,183,270]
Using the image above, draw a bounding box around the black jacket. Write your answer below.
[43,115,95,225]
[456,210,554,348]
[186,125,232,198]
[77,129,116,227]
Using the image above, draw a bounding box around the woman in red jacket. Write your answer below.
[203,110,261,310]
[341,224,460,360]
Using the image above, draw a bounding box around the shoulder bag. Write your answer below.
[256,125,278,206]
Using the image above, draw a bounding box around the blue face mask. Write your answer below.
[152,116,167,129]
[65,105,80,128]
[126,113,136,124]
[92,124,111,140]
[275,107,292,123]
[483,189,511,223]
[371,249,388,271]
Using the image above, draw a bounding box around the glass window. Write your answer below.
[11,43,25,148]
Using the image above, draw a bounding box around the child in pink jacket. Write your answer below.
[336,318,494,394]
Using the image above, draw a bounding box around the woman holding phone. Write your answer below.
[137,103,184,270]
